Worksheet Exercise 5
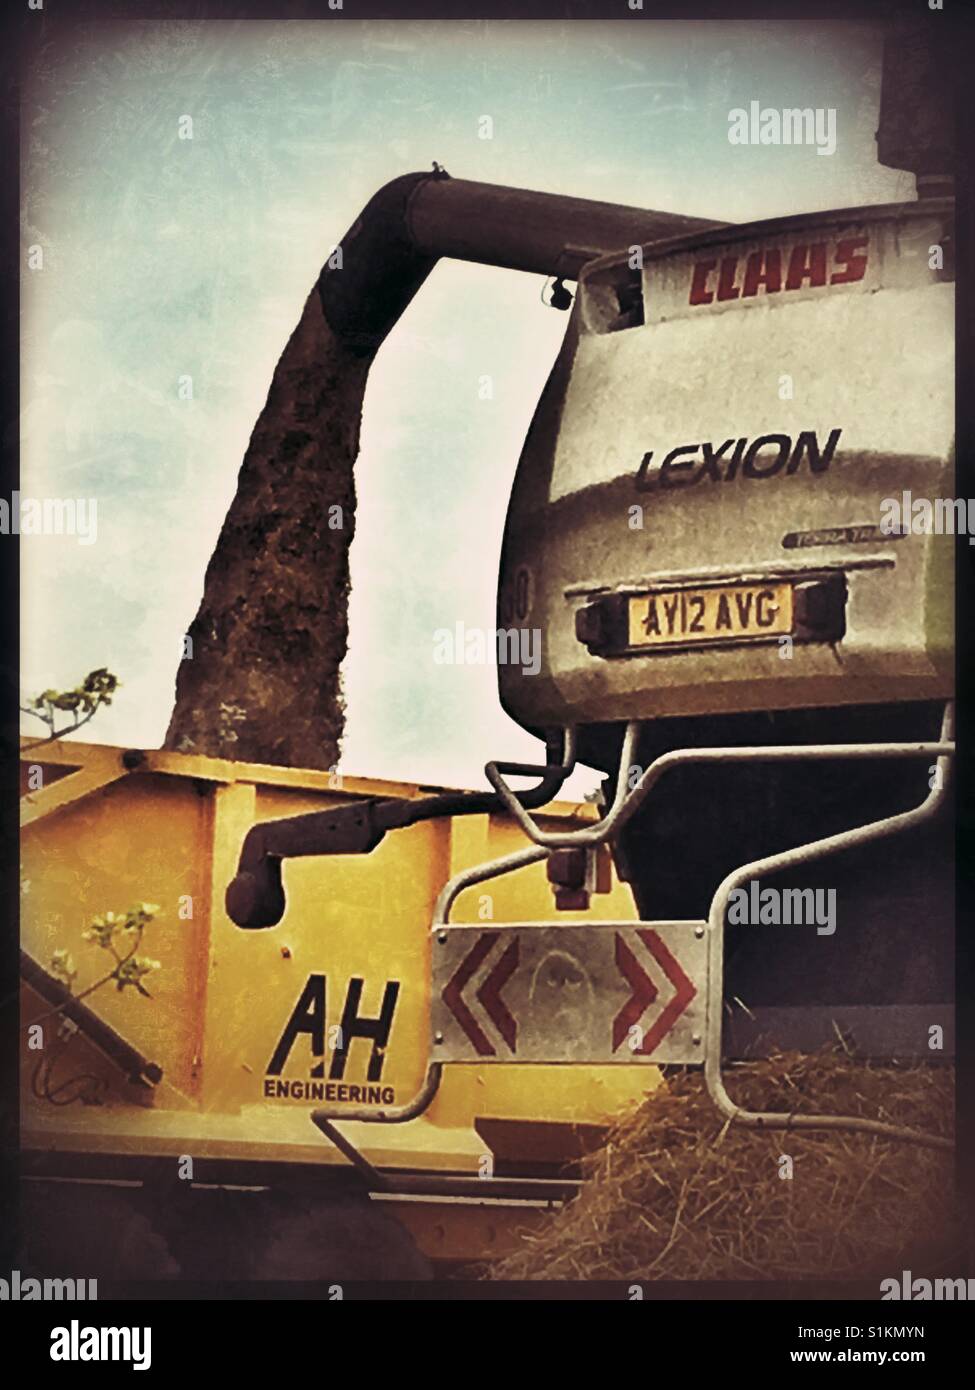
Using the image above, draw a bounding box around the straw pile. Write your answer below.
[489,1049,958,1281]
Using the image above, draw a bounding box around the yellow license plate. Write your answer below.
[627,581,794,649]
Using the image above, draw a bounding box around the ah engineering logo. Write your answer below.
[264,972,400,1104]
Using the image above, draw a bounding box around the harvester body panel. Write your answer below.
[498,201,954,733]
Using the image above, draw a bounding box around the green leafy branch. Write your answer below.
[48,902,162,1004]
[20,668,120,748]
[27,905,162,1105]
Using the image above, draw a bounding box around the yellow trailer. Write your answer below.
[19,738,660,1276]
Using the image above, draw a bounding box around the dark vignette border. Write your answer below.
[0,0,971,1348]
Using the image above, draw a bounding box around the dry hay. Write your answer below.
[489,1048,959,1282]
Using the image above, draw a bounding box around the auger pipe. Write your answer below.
[317,169,720,354]
[225,729,576,929]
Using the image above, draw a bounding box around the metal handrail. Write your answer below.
[486,720,955,849]
[312,704,956,1176]
[433,844,549,927]
[310,1062,443,1134]
[703,702,954,1150]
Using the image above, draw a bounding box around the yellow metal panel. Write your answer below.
[20,741,657,1185]
[201,792,445,1115]
[21,774,213,1101]
[20,745,126,826]
[373,1194,550,1266]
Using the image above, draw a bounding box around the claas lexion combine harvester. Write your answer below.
[19,28,956,1277]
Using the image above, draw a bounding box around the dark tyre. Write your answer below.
[158,1186,433,1283]
[250,1191,433,1282]
[19,1181,179,1281]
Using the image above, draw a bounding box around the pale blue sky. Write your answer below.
[20,19,909,791]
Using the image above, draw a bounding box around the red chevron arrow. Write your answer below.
[442,932,498,1056]
[612,932,658,1052]
[636,928,697,1055]
[613,928,696,1055]
[476,937,520,1053]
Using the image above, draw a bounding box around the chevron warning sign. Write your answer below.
[612,928,699,1056]
[440,930,519,1057]
[432,922,707,1064]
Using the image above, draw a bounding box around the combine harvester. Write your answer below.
[19,24,955,1279]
